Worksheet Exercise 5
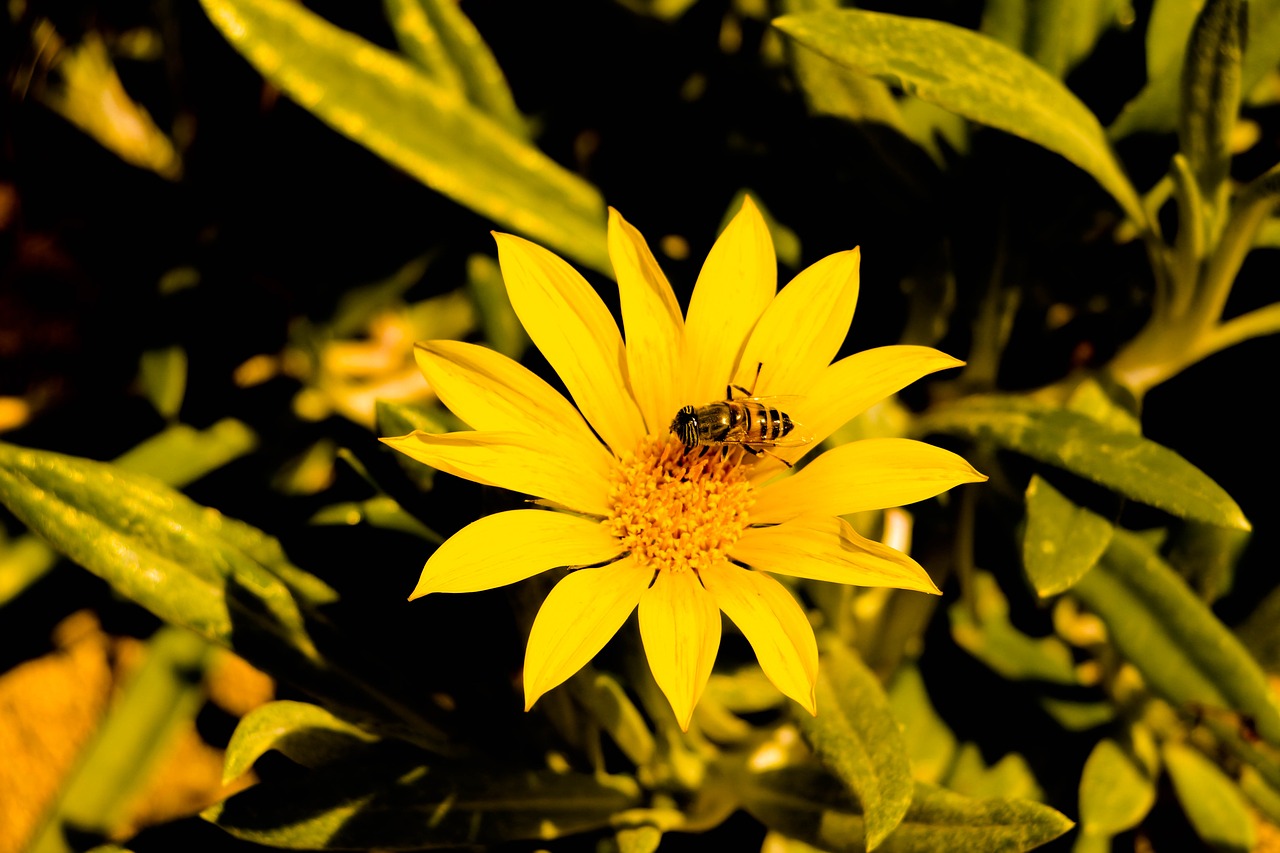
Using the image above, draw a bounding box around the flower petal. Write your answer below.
[410,510,624,599]
[523,559,653,710]
[779,346,966,465]
[381,430,612,516]
[683,196,776,405]
[751,438,987,523]
[733,247,860,397]
[609,208,687,435]
[731,515,939,594]
[702,561,817,714]
[494,232,646,454]
[638,569,722,731]
[414,340,602,451]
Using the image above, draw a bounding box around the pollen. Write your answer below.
[604,435,754,577]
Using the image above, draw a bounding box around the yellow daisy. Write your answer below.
[382,198,985,730]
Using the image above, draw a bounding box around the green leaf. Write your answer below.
[1163,742,1256,853]
[943,745,1042,802]
[1077,738,1156,838]
[569,672,656,768]
[886,662,957,786]
[1178,0,1245,200]
[199,0,610,273]
[223,700,381,784]
[138,345,187,420]
[466,253,528,360]
[1024,0,1133,79]
[310,495,443,543]
[0,441,327,654]
[1,419,259,607]
[1074,528,1280,747]
[1166,521,1250,602]
[1022,475,1114,597]
[950,571,1079,684]
[1240,765,1280,825]
[0,442,448,748]
[918,395,1250,530]
[794,638,913,850]
[771,8,1146,226]
[113,418,259,488]
[1112,0,1280,138]
[30,627,212,852]
[205,756,642,849]
[382,0,526,137]
[739,767,1074,853]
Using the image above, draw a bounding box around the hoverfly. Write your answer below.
[669,364,807,467]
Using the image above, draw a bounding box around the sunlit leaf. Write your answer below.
[1,420,260,607]
[794,638,912,850]
[138,346,187,420]
[223,700,381,783]
[1022,475,1114,597]
[1077,738,1155,840]
[569,672,656,768]
[310,495,443,543]
[918,395,1250,530]
[205,755,642,849]
[950,571,1078,684]
[771,8,1146,226]
[467,253,528,360]
[886,663,957,786]
[1163,742,1255,853]
[113,419,259,488]
[1074,529,1280,747]
[0,442,447,748]
[199,0,610,273]
[382,0,526,137]
[37,23,182,179]
[739,766,1074,852]
[1178,0,1244,199]
[1111,0,1280,138]
[943,744,1043,802]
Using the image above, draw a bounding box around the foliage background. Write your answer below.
[2,0,1279,851]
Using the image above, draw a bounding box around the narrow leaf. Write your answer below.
[382,0,526,137]
[771,8,1146,226]
[795,638,912,850]
[205,756,641,849]
[1022,475,1114,597]
[1163,742,1256,852]
[223,700,381,784]
[1112,0,1280,138]
[199,0,609,272]
[739,766,1074,853]
[918,395,1250,530]
[1179,0,1245,198]
[1074,528,1280,747]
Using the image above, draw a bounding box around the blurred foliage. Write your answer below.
[2,0,1280,851]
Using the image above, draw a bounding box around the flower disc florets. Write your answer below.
[605,436,754,577]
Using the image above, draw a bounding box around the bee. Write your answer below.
[669,364,807,466]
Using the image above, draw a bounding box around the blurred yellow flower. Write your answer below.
[383,198,984,729]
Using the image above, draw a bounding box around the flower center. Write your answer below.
[604,435,754,577]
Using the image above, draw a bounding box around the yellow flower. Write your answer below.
[382,199,985,730]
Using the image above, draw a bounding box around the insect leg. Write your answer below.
[727,362,764,399]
